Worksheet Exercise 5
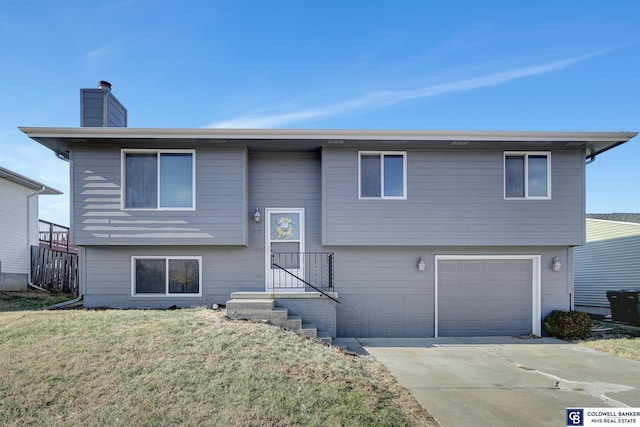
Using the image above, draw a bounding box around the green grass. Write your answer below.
[0,308,438,426]
[0,291,75,311]
[576,320,640,362]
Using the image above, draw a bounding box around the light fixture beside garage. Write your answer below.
[417,256,426,271]
[551,257,562,272]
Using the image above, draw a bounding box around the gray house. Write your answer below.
[574,214,640,315]
[20,83,637,338]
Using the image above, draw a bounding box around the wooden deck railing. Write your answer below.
[39,220,78,254]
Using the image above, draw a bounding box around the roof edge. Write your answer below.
[0,166,62,195]
[19,126,638,142]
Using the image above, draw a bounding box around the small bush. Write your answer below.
[543,310,592,340]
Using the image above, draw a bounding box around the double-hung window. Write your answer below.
[504,152,551,199]
[132,256,202,297]
[122,150,195,209]
[359,151,407,199]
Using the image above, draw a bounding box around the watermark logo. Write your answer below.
[566,409,584,426]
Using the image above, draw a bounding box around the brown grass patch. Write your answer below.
[576,320,640,362]
[0,308,439,426]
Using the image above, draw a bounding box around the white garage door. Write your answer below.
[437,257,534,337]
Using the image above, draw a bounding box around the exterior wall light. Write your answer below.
[551,257,562,272]
[417,256,426,271]
[253,208,261,223]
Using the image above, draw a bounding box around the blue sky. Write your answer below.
[1,0,639,226]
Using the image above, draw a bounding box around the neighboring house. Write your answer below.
[574,214,640,315]
[0,166,61,289]
[20,83,637,338]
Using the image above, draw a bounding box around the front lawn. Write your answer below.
[0,308,438,426]
[0,291,75,312]
[577,320,640,362]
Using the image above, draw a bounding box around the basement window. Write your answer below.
[132,256,202,297]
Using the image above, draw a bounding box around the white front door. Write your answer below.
[265,208,305,291]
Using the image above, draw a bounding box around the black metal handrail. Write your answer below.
[270,252,339,303]
[271,262,340,304]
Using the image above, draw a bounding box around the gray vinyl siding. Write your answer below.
[574,220,640,308]
[70,145,247,246]
[332,246,570,337]
[82,244,571,337]
[82,246,257,308]
[83,152,322,308]
[248,152,323,253]
[77,146,575,337]
[105,94,127,127]
[322,148,585,246]
[80,89,127,127]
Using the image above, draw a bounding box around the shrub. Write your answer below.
[543,310,592,340]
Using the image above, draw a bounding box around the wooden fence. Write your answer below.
[31,246,79,295]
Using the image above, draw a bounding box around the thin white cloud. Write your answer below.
[83,44,113,69]
[209,51,606,128]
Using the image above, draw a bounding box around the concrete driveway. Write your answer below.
[334,337,640,427]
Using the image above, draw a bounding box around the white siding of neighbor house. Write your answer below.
[70,144,248,246]
[574,219,640,308]
[0,178,39,274]
[322,148,585,247]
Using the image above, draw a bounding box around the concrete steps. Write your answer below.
[226,294,332,345]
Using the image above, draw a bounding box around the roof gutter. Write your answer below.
[19,126,639,142]
[19,127,637,161]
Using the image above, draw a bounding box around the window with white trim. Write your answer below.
[132,256,202,297]
[358,151,407,199]
[122,150,195,209]
[504,152,551,199]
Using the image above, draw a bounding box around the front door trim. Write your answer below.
[265,207,305,291]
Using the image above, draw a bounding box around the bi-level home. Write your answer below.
[20,82,636,338]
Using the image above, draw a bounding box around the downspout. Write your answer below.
[47,293,83,309]
[577,154,595,310]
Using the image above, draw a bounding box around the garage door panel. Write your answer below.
[486,321,511,335]
[486,261,508,273]
[462,261,482,273]
[438,259,533,336]
[509,319,530,330]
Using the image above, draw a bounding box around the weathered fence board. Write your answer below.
[31,246,79,295]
